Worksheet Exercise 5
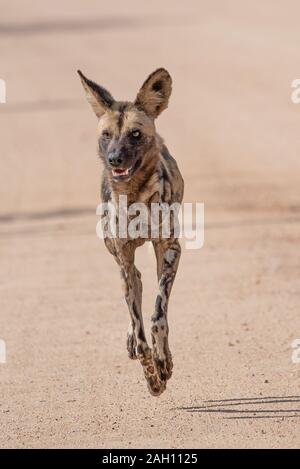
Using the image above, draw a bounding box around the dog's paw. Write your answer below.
[138,347,167,396]
[126,331,137,360]
[146,373,166,396]
[151,328,173,381]
[153,352,173,382]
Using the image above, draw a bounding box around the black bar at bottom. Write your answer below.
[0,448,296,465]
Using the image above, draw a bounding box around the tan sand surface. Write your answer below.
[0,0,300,448]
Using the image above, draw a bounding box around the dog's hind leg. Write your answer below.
[152,239,181,382]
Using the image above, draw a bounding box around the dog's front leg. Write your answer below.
[121,263,144,360]
[152,239,181,382]
[118,245,166,396]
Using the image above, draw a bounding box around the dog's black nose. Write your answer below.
[108,150,124,167]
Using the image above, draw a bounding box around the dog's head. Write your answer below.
[78,68,172,182]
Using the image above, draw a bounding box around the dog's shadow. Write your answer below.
[178,395,300,419]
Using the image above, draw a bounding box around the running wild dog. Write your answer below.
[78,68,184,396]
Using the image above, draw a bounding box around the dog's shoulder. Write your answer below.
[158,140,184,204]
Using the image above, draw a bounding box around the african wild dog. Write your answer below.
[78,68,184,396]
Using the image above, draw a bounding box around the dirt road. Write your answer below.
[1,0,300,448]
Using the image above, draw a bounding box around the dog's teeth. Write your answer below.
[112,166,132,177]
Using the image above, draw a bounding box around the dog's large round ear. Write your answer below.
[134,68,172,119]
[77,70,115,118]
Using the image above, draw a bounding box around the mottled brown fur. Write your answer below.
[78,68,184,396]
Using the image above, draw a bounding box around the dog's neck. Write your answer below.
[107,146,161,206]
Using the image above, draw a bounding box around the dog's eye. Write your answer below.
[102,130,111,139]
[131,129,141,138]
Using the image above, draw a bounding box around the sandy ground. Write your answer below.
[1,0,300,448]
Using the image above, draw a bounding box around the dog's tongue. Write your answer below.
[114,168,126,174]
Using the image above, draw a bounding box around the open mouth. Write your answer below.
[112,166,133,177]
[111,159,141,180]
